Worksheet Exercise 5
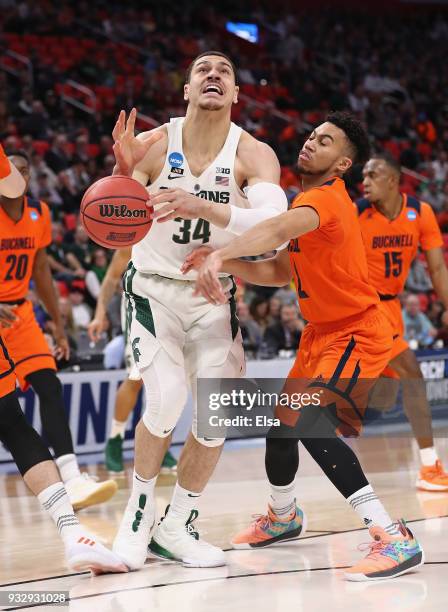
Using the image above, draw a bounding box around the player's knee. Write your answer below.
[142,383,188,438]
[192,428,225,448]
[393,350,423,379]
[0,391,23,432]
[26,369,62,400]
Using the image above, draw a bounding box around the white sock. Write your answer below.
[347,485,400,536]
[166,482,201,524]
[420,446,438,466]
[110,419,127,439]
[55,454,81,484]
[269,481,296,519]
[38,482,82,543]
[130,470,157,506]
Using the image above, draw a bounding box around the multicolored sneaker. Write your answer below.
[231,503,307,549]
[344,520,424,582]
[160,450,177,474]
[105,435,124,473]
[416,460,448,491]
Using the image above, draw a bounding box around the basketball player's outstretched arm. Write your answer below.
[150,136,287,229]
[194,206,319,304]
[88,247,131,342]
[182,245,291,287]
[0,144,26,198]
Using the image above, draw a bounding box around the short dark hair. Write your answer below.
[326,111,371,165]
[370,152,402,175]
[6,149,30,165]
[185,51,238,85]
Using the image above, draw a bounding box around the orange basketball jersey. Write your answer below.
[288,177,379,326]
[0,197,51,301]
[356,194,443,297]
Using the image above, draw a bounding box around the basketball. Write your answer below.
[80,175,153,248]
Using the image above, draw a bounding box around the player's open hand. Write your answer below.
[112,108,163,177]
[53,325,70,361]
[0,304,18,329]
[88,315,107,343]
[193,251,227,304]
[181,246,214,274]
[150,188,208,223]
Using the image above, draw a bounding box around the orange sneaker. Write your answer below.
[416,460,448,491]
[345,520,424,582]
[231,504,306,549]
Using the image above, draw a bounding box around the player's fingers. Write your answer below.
[151,203,175,220]
[140,130,163,148]
[125,107,137,136]
[150,190,176,205]
[113,110,125,141]
[0,308,16,322]
[206,272,226,304]
[197,278,217,304]
[157,211,178,223]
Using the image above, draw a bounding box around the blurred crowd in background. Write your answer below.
[1,0,448,365]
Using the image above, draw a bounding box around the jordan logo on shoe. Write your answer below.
[132,494,147,533]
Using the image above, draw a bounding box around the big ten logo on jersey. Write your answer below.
[216,167,230,174]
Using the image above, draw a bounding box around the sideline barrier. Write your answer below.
[1,350,447,466]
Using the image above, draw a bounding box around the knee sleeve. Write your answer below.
[191,427,225,448]
[0,391,52,475]
[140,350,188,437]
[26,369,74,457]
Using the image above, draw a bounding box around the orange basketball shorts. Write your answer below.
[0,300,55,391]
[275,305,394,436]
[0,333,15,398]
[378,298,409,378]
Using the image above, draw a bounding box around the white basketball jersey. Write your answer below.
[131,117,248,280]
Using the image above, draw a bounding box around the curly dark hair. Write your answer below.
[326,111,371,165]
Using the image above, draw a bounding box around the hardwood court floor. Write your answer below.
[0,435,447,611]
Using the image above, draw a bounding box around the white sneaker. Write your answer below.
[113,493,155,570]
[65,531,128,575]
[66,473,118,511]
[148,507,226,568]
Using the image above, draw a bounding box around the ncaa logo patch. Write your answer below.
[168,152,184,168]
[30,211,39,221]
[407,210,417,221]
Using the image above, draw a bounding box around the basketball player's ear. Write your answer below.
[337,156,352,174]
[184,83,190,102]
[233,86,239,105]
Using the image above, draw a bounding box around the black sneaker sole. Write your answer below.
[345,550,425,581]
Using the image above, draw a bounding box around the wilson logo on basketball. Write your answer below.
[99,204,147,219]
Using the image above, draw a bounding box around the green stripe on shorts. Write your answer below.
[126,263,156,337]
